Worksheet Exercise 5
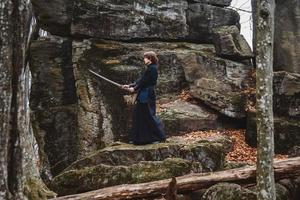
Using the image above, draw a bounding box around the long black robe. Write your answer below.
[129,63,166,145]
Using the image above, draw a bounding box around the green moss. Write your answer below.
[202,183,257,200]
[51,164,132,195]
[23,178,56,200]
[51,158,201,196]
[131,158,200,183]
[275,183,290,200]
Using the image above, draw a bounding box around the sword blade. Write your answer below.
[88,69,122,88]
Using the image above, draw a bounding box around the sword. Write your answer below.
[88,69,123,89]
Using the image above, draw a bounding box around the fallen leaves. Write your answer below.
[178,89,194,102]
[175,129,288,165]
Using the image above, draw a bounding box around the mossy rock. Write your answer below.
[51,158,202,196]
[202,183,257,200]
[158,100,220,136]
[23,177,57,200]
[64,140,228,172]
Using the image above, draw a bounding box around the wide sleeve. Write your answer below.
[129,77,142,87]
[133,68,153,91]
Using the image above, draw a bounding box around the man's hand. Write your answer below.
[126,87,135,93]
[122,85,134,93]
[122,84,130,89]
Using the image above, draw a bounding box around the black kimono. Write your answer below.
[129,63,166,145]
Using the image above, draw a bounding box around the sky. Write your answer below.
[230,0,253,48]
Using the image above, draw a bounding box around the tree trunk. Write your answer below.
[254,0,276,200]
[0,1,13,198]
[0,1,55,199]
[52,157,300,200]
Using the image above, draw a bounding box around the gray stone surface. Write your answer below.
[30,37,79,176]
[31,0,73,35]
[71,0,189,40]
[187,3,240,42]
[179,50,253,118]
[201,183,256,200]
[274,0,300,73]
[212,26,253,60]
[273,71,300,118]
[246,111,300,154]
[158,100,220,135]
[31,0,239,43]
[189,0,232,7]
[64,140,228,172]
[246,71,300,154]
[51,158,202,196]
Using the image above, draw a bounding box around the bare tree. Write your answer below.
[0,1,13,198]
[0,0,55,199]
[253,0,276,199]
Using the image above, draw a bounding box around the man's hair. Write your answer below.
[143,51,159,65]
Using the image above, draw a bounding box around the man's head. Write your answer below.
[143,51,158,65]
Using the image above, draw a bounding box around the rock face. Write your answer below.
[31,0,73,36]
[201,183,256,200]
[64,140,227,172]
[274,0,300,73]
[0,1,55,200]
[31,0,239,43]
[212,26,253,60]
[199,182,298,200]
[30,37,79,176]
[72,0,189,40]
[246,71,300,153]
[273,71,300,118]
[247,112,300,154]
[180,50,253,118]
[187,3,239,42]
[51,139,231,196]
[51,158,201,196]
[158,100,220,135]
[158,100,243,135]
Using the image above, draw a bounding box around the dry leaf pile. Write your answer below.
[176,129,288,164]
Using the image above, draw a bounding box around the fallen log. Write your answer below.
[51,157,300,200]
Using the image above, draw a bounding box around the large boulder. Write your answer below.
[246,111,300,154]
[201,183,256,200]
[158,100,243,135]
[187,3,240,43]
[64,140,229,172]
[50,139,231,196]
[200,182,295,200]
[72,0,189,40]
[158,100,220,135]
[51,158,202,196]
[31,0,239,43]
[212,26,253,60]
[246,71,300,153]
[29,36,79,176]
[273,71,300,118]
[31,0,73,35]
[274,0,300,73]
[179,50,253,118]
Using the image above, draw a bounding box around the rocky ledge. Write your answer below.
[50,137,232,196]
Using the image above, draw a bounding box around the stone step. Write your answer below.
[50,138,232,196]
[51,158,202,196]
[158,99,244,136]
[65,138,231,172]
[158,100,220,135]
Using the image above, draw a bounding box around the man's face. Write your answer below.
[144,57,151,64]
